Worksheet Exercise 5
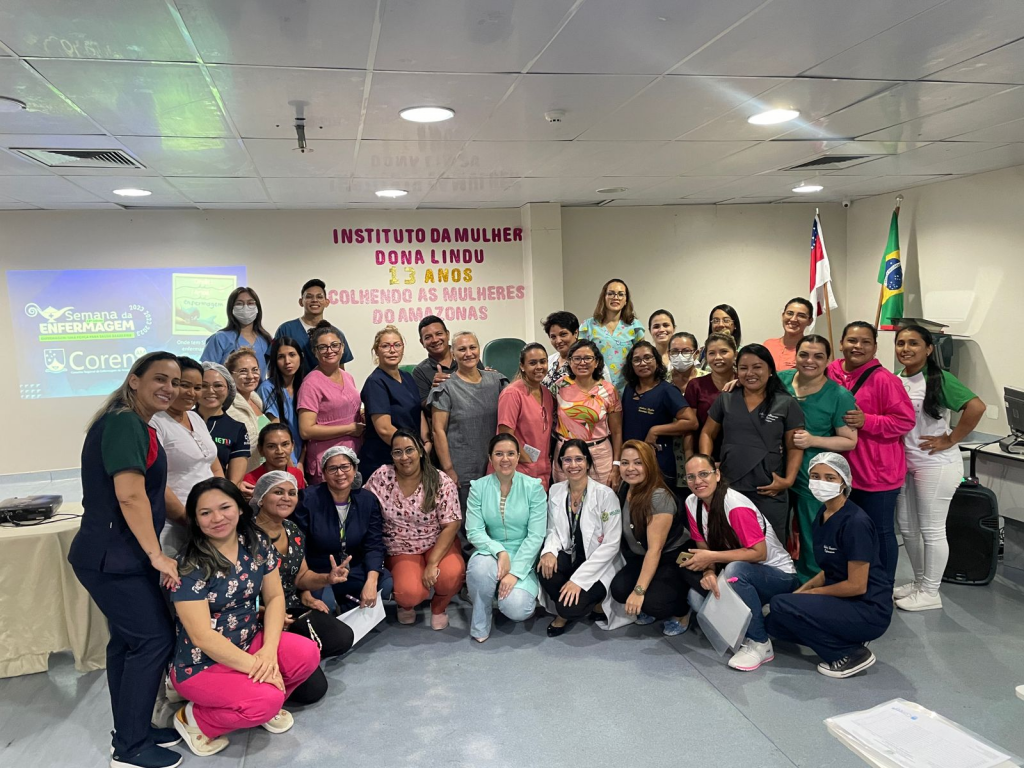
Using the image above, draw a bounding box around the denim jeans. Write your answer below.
[465,554,536,639]
[850,488,901,588]
[688,560,800,643]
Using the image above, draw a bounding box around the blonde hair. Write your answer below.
[451,330,479,348]
[372,325,404,363]
[225,346,260,373]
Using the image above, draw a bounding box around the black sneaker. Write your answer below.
[817,645,876,679]
[109,727,182,754]
[110,744,183,768]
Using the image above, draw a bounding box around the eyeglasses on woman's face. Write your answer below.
[605,290,626,299]
[316,342,343,354]
[390,446,419,459]
[561,455,587,466]
[632,354,656,365]
[684,470,715,483]
[324,462,355,475]
[570,355,595,365]
[378,341,404,352]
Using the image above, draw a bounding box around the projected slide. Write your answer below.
[7,267,246,399]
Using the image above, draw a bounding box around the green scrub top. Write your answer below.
[779,370,856,486]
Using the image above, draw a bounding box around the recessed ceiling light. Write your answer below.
[792,184,823,194]
[0,96,27,113]
[399,106,455,123]
[748,108,800,125]
[112,188,152,197]
[596,186,628,194]
[375,189,408,198]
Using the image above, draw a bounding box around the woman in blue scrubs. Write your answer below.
[200,287,273,370]
[767,452,894,679]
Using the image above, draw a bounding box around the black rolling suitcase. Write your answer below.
[942,447,1000,586]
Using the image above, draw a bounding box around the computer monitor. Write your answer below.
[1005,387,1024,438]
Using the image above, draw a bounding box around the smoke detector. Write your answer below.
[544,110,566,123]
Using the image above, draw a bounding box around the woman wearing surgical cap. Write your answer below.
[253,471,354,705]
[198,362,252,487]
[292,446,393,611]
[767,452,893,679]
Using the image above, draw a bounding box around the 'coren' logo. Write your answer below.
[44,348,66,373]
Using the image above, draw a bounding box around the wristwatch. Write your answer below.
[612,460,622,466]
[633,585,646,596]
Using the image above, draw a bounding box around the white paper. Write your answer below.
[696,577,751,656]
[337,591,385,645]
[828,700,1014,768]
[523,444,541,463]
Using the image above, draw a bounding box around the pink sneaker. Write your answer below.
[397,607,416,624]
[430,611,449,630]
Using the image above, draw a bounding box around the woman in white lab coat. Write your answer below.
[538,439,633,637]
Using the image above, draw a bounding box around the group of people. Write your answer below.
[70,277,986,768]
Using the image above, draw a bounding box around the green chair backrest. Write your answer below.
[482,338,527,381]
[398,364,417,375]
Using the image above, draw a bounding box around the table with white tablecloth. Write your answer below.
[0,503,109,678]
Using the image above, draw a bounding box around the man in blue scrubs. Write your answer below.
[274,278,354,372]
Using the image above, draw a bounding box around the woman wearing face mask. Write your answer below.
[252,471,354,706]
[767,453,893,679]
[609,441,695,636]
[297,321,364,487]
[700,344,804,542]
[669,332,707,489]
[465,434,547,643]
[779,336,858,581]
[826,321,915,588]
[256,337,306,472]
[538,440,632,637]
[150,356,222,554]
[763,298,814,371]
[198,363,251,486]
[496,343,555,490]
[541,311,580,395]
[225,347,267,474]
[201,287,273,371]
[578,278,646,393]
[244,423,306,489]
[683,333,736,463]
[894,325,985,612]
[681,454,798,672]
[648,310,676,370]
[621,340,696,487]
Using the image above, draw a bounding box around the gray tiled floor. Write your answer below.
[3,473,1024,767]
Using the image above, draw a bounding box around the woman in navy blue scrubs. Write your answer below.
[767,452,893,679]
[68,352,186,768]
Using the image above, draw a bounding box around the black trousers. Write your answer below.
[538,552,608,621]
[610,550,704,620]
[72,566,175,757]
[285,608,355,705]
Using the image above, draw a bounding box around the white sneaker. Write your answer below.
[895,590,942,612]
[174,704,229,757]
[893,582,918,601]
[260,709,294,734]
[728,639,774,671]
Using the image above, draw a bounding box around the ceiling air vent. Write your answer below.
[12,148,145,169]
[784,155,870,171]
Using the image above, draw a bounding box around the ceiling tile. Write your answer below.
[118,136,256,177]
[175,0,375,68]
[31,60,232,137]
[816,175,952,197]
[41,201,124,209]
[718,196,784,204]
[0,60,101,135]
[502,177,603,203]
[67,175,193,204]
[618,176,740,198]
[473,74,655,141]
[806,0,1024,80]
[929,39,1024,85]
[0,200,40,209]
[695,174,821,199]
[684,140,849,176]
[243,139,355,177]
[524,141,665,177]
[442,141,566,178]
[196,202,279,210]
[361,72,517,141]
[264,177,349,204]
[532,0,768,75]
[375,0,576,73]
[680,79,893,141]
[953,118,1024,143]
[673,0,946,77]
[914,142,1024,175]
[421,177,518,203]
[825,141,1007,176]
[209,65,366,140]
[578,76,779,141]
[167,177,268,203]
[0,175,104,204]
[353,140,463,179]
[857,86,1024,142]
[348,178,434,203]
[611,141,756,176]
[0,0,193,61]
[0,148,54,175]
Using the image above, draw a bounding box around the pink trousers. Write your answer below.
[171,631,320,738]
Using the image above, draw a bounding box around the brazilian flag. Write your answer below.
[877,208,903,329]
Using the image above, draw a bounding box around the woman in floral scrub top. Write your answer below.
[577,278,645,393]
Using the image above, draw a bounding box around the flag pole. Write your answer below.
[824,281,835,351]
[875,195,903,327]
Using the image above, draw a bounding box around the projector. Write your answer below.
[0,495,63,523]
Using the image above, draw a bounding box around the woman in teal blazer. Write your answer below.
[465,433,547,642]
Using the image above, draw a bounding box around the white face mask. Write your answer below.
[233,305,259,325]
[809,479,844,502]
[670,352,695,372]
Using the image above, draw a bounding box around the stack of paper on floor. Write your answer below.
[695,578,751,656]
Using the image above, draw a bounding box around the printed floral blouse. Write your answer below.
[169,536,279,681]
[553,376,622,442]
[276,519,306,614]
[364,465,462,556]
[578,317,646,393]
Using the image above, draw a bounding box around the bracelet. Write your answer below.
[633,584,646,596]
[612,460,621,467]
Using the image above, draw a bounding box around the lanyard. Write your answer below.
[565,489,585,542]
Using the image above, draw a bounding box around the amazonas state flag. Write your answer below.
[877,207,904,330]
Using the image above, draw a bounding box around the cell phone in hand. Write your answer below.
[676,551,694,565]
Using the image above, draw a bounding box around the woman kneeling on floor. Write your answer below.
[538,439,633,637]
[465,434,547,643]
[168,478,320,757]
[766,453,893,679]
[252,471,354,705]
[681,454,798,672]
[365,429,465,631]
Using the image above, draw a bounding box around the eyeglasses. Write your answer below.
[324,463,355,475]
[378,342,404,352]
[390,447,419,459]
[684,470,715,483]
[234,301,257,308]
[234,367,260,378]
[316,342,343,354]
[605,291,627,299]
[561,456,586,466]
[633,355,656,365]
[570,355,596,365]
[669,350,695,358]
[202,382,227,392]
